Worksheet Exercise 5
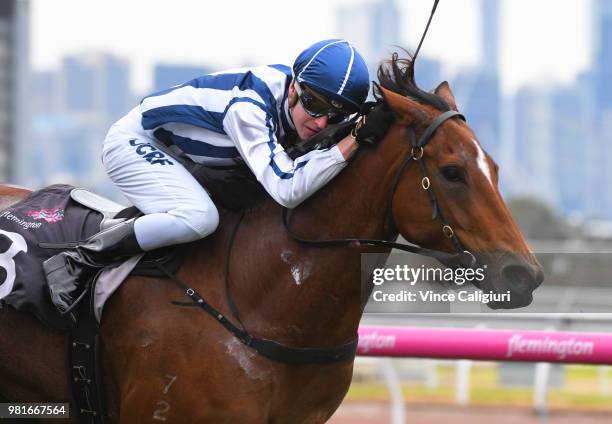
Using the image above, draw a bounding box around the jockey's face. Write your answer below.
[288,81,329,141]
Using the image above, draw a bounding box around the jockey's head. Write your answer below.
[289,39,369,140]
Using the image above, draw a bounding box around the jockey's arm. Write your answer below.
[223,101,355,209]
[336,133,359,159]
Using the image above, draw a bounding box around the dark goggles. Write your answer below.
[294,82,355,124]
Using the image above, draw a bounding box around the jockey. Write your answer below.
[44,39,370,314]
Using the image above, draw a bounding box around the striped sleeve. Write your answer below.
[223,100,347,209]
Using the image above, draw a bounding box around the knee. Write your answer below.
[191,207,220,237]
[171,206,219,241]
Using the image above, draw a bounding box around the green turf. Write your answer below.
[345,363,612,411]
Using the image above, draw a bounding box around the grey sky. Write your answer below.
[30,0,591,94]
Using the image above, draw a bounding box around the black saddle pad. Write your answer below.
[0,184,103,330]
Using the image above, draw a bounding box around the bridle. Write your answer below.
[387,109,476,265]
[283,108,476,269]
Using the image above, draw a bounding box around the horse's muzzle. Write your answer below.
[476,252,544,309]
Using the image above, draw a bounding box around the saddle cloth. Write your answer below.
[0,184,145,330]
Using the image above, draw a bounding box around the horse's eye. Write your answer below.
[440,165,466,183]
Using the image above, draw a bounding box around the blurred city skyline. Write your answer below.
[3,0,611,232]
[30,0,591,95]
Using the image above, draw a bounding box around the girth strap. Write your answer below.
[67,276,107,424]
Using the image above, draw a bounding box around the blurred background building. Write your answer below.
[0,0,28,185]
[153,64,210,92]
[9,0,612,231]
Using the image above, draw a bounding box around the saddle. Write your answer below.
[0,184,185,330]
[0,184,186,423]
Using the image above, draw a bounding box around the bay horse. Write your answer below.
[0,55,543,423]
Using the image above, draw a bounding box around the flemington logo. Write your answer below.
[0,210,43,230]
[359,332,396,354]
[506,334,594,360]
[26,208,65,223]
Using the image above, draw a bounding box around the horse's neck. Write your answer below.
[198,140,407,347]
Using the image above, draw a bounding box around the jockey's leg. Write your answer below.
[44,114,219,314]
[99,121,220,251]
[44,218,144,314]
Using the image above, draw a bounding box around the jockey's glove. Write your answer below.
[355,102,395,146]
[286,120,354,160]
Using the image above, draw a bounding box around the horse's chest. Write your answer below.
[223,337,274,382]
[219,336,353,422]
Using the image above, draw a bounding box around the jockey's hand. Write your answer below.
[355,103,394,145]
[286,121,354,160]
[308,120,354,147]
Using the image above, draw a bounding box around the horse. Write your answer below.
[0,54,543,423]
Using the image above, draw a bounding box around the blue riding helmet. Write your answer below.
[293,39,370,112]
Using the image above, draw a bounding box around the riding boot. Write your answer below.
[43,219,144,314]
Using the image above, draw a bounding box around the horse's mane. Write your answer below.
[374,51,451,113]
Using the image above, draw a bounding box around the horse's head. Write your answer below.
[371,55,543,309]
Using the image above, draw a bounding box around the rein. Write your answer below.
[284,110,476,269]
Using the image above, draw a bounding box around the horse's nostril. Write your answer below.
[502,264,534,294]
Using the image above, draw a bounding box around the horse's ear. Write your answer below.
[380,86,422,121]
[433,81,458,111]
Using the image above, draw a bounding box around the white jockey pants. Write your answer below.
[102,108,219,251]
